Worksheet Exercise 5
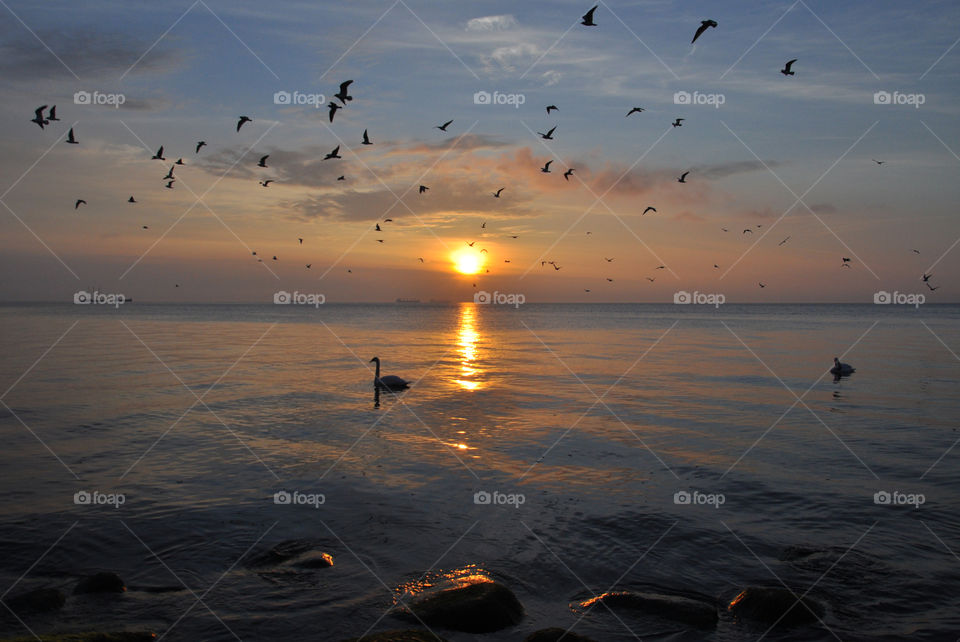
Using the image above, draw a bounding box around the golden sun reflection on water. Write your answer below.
[454,304,485,391]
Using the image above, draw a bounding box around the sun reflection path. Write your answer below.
[454,303,484,391]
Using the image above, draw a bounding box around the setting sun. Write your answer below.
[451,248,484,275]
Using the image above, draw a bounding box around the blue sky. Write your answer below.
[0,0,958,303]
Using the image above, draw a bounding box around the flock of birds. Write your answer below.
[29,5,941,297]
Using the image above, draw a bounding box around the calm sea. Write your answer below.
[1,302,958,641]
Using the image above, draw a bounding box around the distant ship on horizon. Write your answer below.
[395,297,420,303]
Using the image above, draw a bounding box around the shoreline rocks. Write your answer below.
[727,586,826,627]
[393,579,524,633]
[578,590,718,629]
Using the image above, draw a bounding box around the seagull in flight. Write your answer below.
[541,160,553,173]
[328,102,341,122]
[604,258,614,262]
[237,116,252,131]
[47,106,59,122]
[563,168,574,181]
[643,206,656,215]
[362,129,372,145]
[152,146,165,160]
[778,236,791,246]
[128,196,136,203]
[419,185,429,194]
[435,119,453,132]
[546,105,559,114]
[872,159,885,165]
[691,19,717,44]
[260,180,274,187]
[258,155,269,168]
[323,145,341,160]
[677,171,689,183]
[334,80,353,105]
[538,126,557,140]
[672,118,684,127]
[493,187,504,198]
[646,277,655,282]
[781,59,797,76]
[31,105,48,129]
[163,166,175,180]
[922,273,932,282]
[65,127,79,144]
[926,283,940,291]
[196,141,206,153]
[626,107,645,117]
[743,228,753,234]
[165,180,174,189]
[581,5,598,26]
[175,158,184,165]
[759,282,766,288]
[75,199,86,209]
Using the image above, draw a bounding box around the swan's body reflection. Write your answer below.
[455,304,485,391]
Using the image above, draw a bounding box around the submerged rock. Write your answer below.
[74,572,126,594]
[246,540,333,569]
[341,630,447,642]
[3,587,66,613]
[578,590,718,629]
[0,632,155,642]
[285,550,334,569]
[394,579,524,633]
[727,586,825,627]
[524,627,597,642]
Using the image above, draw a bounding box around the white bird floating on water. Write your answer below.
[830,357,855,376]
[370,357,409,390]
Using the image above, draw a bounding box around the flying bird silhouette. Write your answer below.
[672,118,684,127]
[541,160,553,173]
[298,238,303,245]
[563,168,574,181]
[926,283,940,291]
[152,146,165,160]
[492,187,505,198]
[419,185,429,194]
[643,206,656,215]
[128,196,136,203]
[260,180,274,187]
[328,102,341,122]
[922,273,932,282]
[759,282,766,288]
[323,145,341,160]
[604,257,614,262]
[581,5,598,26]
[31,105,48,129]
[65,127,78,144]
[163,166,175,180]
[779,236,791,246]
[677,171,689,183]
[626,107,645,116]
[175,158,184,165]
[781,59,797,76]
[362,129,372,145]
[691,19,717,44]
[546,105,558,114]
[743,228,753,234]
[258,155,269,168]
[196,141,206,153]
[872,159,885,165]
[237,116,252,131]
[538,126,557,140]
[74,199,86,209]
[47,105,59,121]
[435,119,453,131]
[337,175,345,181]
[165,180,174,189]
[335,80,353,105]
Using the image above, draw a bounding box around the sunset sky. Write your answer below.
[0,0,957,303]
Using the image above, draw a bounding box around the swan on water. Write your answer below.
[370,357,409,390]
[830,357,855,376]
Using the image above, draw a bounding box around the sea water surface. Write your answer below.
[1,302,959,641]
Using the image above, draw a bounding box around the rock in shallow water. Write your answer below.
[73,572,125,595]
[341,630,447,642]
[3,587,66,613]
[727,586,825,627]
[393,580,524,633]
[579,590,718,629]
[524,627,596,641]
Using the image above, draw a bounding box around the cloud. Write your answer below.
[466,15,517,32]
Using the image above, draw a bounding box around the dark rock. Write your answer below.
[285,550,334,569]
[727,586,825,627]
[524,627,597,642]
[3,587,66,613]
[340,630,447,642]
[579,590,717,629]
[74,572,125,595]
[246,540,333,569]
[394,580,524,633]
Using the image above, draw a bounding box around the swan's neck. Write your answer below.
[374,360,380,380]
